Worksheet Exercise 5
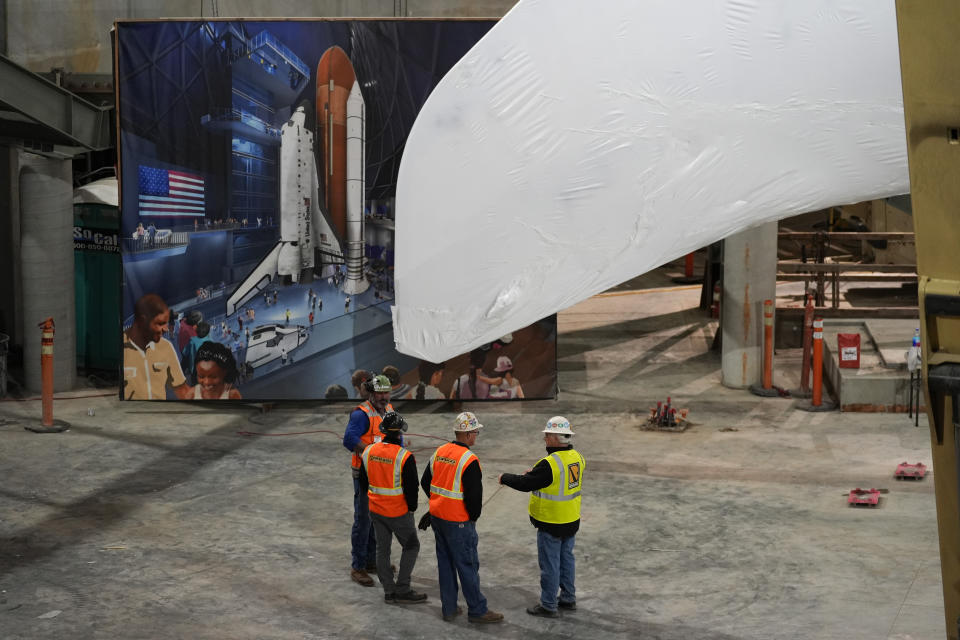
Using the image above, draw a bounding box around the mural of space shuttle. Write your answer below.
[317,46,369,295]
[226,103,343,316]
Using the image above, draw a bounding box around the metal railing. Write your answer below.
[123,230,190,254]
[249,31,310,78]
[201,107,281,138]
[123,221,279,252]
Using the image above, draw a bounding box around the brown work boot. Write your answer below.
[468,610,504,624]
[442,605,464,622]
[350,568,374,587]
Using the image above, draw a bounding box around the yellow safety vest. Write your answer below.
[528,448,584,524]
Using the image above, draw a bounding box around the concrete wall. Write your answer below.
[2,0,518,75]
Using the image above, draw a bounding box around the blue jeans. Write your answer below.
[351,475,377,570]
[537,529,576,611]
[431,517,487,617]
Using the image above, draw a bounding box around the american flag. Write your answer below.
[138,166,205,217]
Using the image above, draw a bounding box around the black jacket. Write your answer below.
[500,445,580,538]
[420,440,483,521]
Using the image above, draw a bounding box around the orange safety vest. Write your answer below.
[351,401,394,469]
[428,442,480,522]
[362,441,411,517]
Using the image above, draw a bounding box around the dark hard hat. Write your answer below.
[381,411,407,433]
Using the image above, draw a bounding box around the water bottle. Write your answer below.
[906,328,921,372]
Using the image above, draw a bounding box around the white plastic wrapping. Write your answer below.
[393,0,908,363]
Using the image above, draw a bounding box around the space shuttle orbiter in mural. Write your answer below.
[226,103,343,316]
[317,45,369,296]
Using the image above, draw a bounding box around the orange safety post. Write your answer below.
[812,317,823,406]
[800,294,814,394]
[684,252,695,278]
[39,317,55,426]
[762,300,774,389]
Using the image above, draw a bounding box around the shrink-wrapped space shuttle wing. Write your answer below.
[392,0,908,362]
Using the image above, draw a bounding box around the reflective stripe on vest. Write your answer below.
[529,449,584,524]
[350,401,394,469]
[363,442,410,518]
[428,443,478,522]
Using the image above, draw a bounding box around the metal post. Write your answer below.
[763,299,774,390]
[812,318,824,407]
[25,317,67,433]
[800,294,814,394]
[39,317,54,426]
[909,370,914,419]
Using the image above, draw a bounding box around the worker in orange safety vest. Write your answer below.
[343,374,395,586]
[360,411,427,604]
[419,412,504,624]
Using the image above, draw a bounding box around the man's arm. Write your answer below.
[462,460,483,521]
[498,458,553,492]
[402,454,418,512]
[420,463,433,499]
[358,460,369,494]
[342,409,369,454]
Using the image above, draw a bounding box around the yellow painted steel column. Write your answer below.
[896,2,960,637]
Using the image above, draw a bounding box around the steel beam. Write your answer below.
[0,54,111,151]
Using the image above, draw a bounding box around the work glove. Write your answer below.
[417,512,432,531]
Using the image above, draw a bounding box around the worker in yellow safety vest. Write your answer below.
[360,411,427,604]
[418,412,504,624]
[499,416,585,618]
[343,374,395,586]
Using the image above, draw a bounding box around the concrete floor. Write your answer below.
[0,271,944,640]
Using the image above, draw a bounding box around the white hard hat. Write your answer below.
[543,416,574,436]
[455,411,484,432]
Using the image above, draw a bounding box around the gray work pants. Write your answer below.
[370,510,420,596]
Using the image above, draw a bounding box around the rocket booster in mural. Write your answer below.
[225,104,342,316]
[317,46,368,296]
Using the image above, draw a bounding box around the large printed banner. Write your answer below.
[116,19,557,401]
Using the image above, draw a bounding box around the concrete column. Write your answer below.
[0,147,21,350]
[20,152,76,393]
[721,221,778,389]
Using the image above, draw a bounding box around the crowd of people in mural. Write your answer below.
[123,292,531,402]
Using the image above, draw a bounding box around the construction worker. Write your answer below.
[498,416,584,618]
[343,374,395,586]
[360,412,427,604]
[419,412,504,624]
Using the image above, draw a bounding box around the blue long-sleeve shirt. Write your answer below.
[342,407,371,454]
[343,406,403,457]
